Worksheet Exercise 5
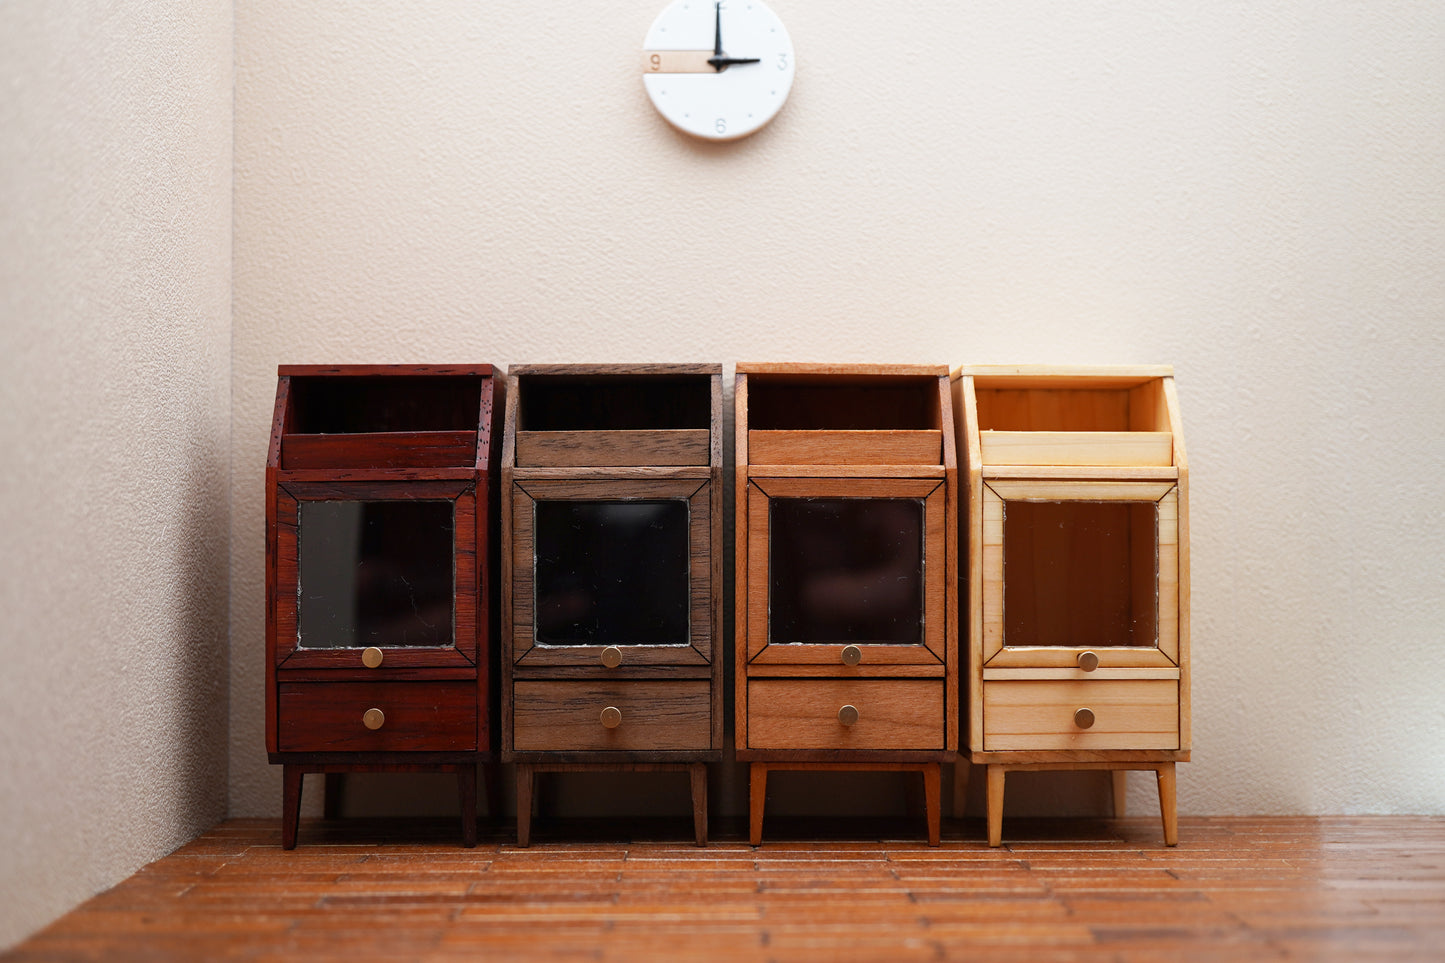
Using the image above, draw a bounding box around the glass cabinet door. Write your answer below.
[983,480,1178,669]
[297,500,455,649]
[533,500,690,647]
[745,477,948,666]
[510,478,712,667]
[274,480,479,669]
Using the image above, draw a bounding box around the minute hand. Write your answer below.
[708,55,760,70]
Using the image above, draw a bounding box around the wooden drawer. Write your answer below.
[983,679,1178,751]
[277,681,476,753]
[747,679,944,750]
[512,681,711,751]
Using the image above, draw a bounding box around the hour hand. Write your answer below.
[708,55,760,70]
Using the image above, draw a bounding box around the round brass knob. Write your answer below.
[362,708,385,730]
[1077,650,1099,672]
[838,704,859,727]
[1074,707,1096,730]
[362,646,384,669]
[841,645,862,666]
[601,646,623,669]
[600,706,623,729]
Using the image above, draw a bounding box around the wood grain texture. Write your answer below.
[272,480,479,671]
[14,817,1445,961]
[747,429,942,466]
[747,679,944,750]
[738,362,949,376]
[512,681,711,751]
[955,363,1174,386]
[282,431,478,469]
[277,681,477,753]
[737,367,959,811]
[509,362,722,376]
[278,363,497,377]
[979,430,1173,467]
[266,365,499,837]
[982,679,1179,752]
[501,363,724,767]
[515,429,710,467]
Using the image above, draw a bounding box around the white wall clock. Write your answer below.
[643,1,795,141]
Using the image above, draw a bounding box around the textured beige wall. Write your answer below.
[232,1,1445,820]
[0,0,233,949]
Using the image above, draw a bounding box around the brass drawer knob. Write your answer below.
[838,704,859,727]
[601,646,623,669]
[362,647,384,668]
[362,708,385,730]
[1074,707,1096,730]
[841,645,862,666]
[1077,650,1099,672]
[600,706,623,729]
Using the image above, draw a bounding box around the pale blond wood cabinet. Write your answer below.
[952,365,1190,846]
[500,364,723,845]
[735,364,959,844]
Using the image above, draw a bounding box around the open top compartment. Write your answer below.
[740,366,948,467]
[959,366,1178,469]
[511,365,717,468]
[276,365,494,470]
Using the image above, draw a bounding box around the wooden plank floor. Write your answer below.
[6,816,1445,961]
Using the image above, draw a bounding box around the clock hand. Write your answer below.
[709,3,758,71]
[707,55,760,69]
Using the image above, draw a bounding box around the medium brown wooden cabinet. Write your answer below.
[952,365,1190,846]
[265,364,501,848]
[734,364,959,845]
[500,364,723,845]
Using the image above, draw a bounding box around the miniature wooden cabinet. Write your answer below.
[735,364,959,845]
[952,365,1190,846]
[501,364,723,845]
[265,364,501,848]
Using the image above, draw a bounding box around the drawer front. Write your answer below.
[512,681,711,751]
[747,679,944,750]
[983,679,1178,751]
[277,681,476,752]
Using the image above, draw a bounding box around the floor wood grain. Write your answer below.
[6,816,1444,961]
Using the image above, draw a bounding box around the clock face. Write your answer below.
[643,0,795,141]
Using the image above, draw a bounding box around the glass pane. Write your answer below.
[534,500,690,645]
[297,501,454,648]
[1003,500,1158,647]
[769,498,924,644]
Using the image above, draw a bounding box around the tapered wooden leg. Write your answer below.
[1156,763,1178,846]
[749,764,767,846]
[950,761,971,819]
[923,764,941,847]
[1112,770,1129,819]
[457,764,478,848]
[689,764,708,847]
[986,765,1006,847]
[282,766,304,851]
[516,764,535,848]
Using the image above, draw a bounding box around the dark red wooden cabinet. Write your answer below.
[266,364,501,848]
